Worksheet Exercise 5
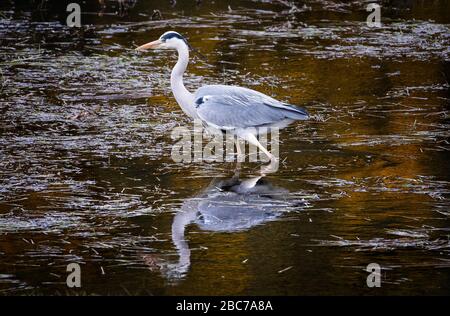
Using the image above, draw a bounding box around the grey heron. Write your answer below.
[136,31,309,162]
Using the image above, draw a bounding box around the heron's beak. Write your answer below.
[135,39,163,51]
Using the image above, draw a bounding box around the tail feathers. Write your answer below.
[281,103,309,120]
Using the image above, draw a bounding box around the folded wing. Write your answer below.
[194,85,308,130]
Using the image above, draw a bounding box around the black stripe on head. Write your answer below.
[160,32,186,43]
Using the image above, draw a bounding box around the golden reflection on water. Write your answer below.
[0,0,449,295]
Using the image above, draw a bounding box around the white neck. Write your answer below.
[170,43,196,119]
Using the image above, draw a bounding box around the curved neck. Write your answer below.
[171,44,196,119]
[170,205,197,276]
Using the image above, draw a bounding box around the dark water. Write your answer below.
[0,0,449,295]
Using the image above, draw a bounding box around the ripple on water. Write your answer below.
[0,0,449,295]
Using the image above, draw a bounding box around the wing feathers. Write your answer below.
[194,85,308,129]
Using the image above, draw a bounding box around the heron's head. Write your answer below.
[136,31,188,51]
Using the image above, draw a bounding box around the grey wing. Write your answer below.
[194,85,308,130]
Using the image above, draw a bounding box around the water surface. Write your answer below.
[0,0,449,295]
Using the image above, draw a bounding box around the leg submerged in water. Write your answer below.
[237,131,279,174]
[240,132,276,162]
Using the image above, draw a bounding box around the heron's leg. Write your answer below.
[241,133,276,162]
[235,137,245,162]
[233,141,242,178]
[260,159,279,174]
[233,161,241,179]
[236,140,242,156]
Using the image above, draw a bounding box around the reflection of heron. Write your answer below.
[145,172,305,281]
[136,31,309,162]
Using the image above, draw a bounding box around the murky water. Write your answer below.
[0,0,449,295]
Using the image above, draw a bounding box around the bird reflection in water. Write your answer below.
[142,170,306,281]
